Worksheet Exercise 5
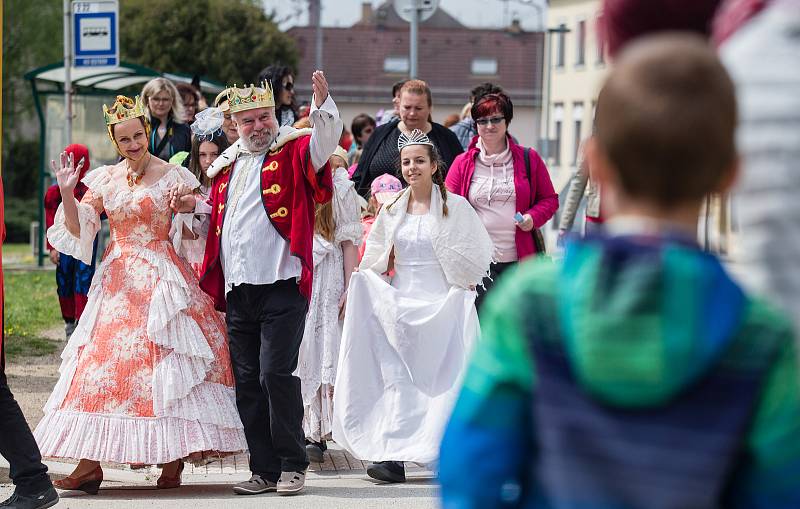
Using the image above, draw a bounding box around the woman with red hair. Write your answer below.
[445,92,558,309]
[599,0,724,57]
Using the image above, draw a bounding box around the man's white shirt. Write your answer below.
[220,95,343,294]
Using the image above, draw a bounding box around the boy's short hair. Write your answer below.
[351,113,376,140]
[595,33,737,208]
[469,82,503,103]
[392,80,408,99]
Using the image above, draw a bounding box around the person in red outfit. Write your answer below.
[200,71,342,496]
[445,92,558,310]
[43,144,97,339]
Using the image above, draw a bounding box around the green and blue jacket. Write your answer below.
[440,233,800,509]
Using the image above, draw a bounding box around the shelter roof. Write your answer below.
[25,62,224,94]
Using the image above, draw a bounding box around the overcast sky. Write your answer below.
[261,0,549,32]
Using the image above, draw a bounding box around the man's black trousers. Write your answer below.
[0,370,52,495]
[226,279,310,482]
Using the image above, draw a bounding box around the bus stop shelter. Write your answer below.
[24,62,224,266]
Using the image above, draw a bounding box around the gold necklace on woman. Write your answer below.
[127,153,150,189]
[127,172,143,188]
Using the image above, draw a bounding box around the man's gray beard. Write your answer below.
[241,129,277,153]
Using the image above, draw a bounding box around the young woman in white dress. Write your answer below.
[332,129,493,483]
[296,147,362,462]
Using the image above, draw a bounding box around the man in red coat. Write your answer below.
[200,71,341,496]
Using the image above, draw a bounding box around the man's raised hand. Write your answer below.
[312,70,329,108]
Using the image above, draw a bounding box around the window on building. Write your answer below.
[553,103,564,167]
[555,24,566,68]
[471,58,498,75]
[573,102,584,165]
[554,121,563,166]
[576,20,586,66]
[596,19,606,65]
[383,56,409,74]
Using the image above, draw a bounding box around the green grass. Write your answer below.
[5,335,59,357]
[2,243,35,265]
[3,270,62,357]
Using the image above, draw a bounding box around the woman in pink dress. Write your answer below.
[35,95,246,493]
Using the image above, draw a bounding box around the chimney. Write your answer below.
[508,17,523,34]
[361,2,373,24]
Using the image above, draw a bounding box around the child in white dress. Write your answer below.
[296,147,362,461]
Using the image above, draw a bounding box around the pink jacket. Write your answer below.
[445,135,558,260]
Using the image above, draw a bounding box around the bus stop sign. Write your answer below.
[72,1,119,67]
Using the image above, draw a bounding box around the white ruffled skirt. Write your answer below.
[34,231,246,465]
[332,264,478,464]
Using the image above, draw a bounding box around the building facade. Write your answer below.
[543,0,607,192]
[286,1,545,148]
[542,0,733,252]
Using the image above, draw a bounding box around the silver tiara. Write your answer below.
[397,129,434,152]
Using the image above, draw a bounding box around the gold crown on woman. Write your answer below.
[226,81,275,113]
[103,95,146,126]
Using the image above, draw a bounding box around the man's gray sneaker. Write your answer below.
[277,471,305,495]
[232,475,277,495]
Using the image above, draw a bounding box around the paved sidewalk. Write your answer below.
[1,247,441,507]
[0,445,440,508]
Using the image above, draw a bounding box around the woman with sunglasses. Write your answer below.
[257,64,298,127]
[445,92,558,310]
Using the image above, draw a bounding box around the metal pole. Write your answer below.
[312,0,323,70]
[541,31,551,160]
[30,79,47,267]
[63,0,72,144]
[409,0,419,79]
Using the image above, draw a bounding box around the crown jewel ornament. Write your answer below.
[103,95,147,125]
[226,81,275,113]
[397,129,435,152]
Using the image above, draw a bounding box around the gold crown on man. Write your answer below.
[226,81,275,113]
[103,95,146,126]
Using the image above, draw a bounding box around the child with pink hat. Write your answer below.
[359,174,403,260]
